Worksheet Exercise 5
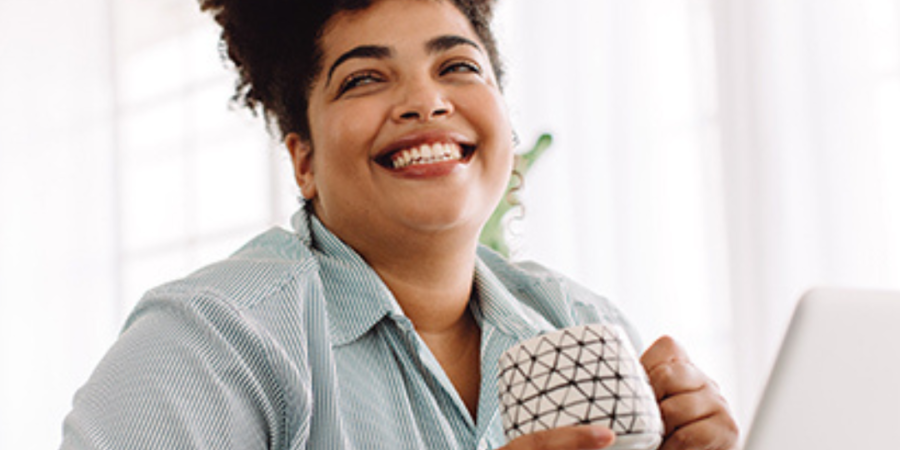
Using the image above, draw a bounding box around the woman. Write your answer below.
[61,0,738,448]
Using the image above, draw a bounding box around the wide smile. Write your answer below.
[374,141,476,170]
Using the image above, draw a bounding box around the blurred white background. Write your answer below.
[1,0,899,448]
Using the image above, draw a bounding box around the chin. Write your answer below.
[397,204,487,236]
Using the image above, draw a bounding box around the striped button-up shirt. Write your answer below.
[61,207,638,449]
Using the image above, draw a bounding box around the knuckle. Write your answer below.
[657,335,678,348]
[651,360,675,382]
[656,335,684,357]
[658,396,678,419]
[528,432,549,450]
[668,428,696,449]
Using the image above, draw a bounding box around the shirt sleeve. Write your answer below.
[60,292,299,449]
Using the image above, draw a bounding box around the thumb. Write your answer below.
[500,425,616,450]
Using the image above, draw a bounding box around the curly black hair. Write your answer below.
[199,0,504,140]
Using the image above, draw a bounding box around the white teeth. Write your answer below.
[390,142,466,169]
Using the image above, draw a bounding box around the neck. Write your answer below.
[310,196,485,331]
[362,233,484,420]
[321,215,485,418]
[363,231,478,331]
[311,197,484,330]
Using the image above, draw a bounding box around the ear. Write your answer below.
[285,132,317,200]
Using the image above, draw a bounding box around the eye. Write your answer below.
[337,70,384,97]
[440,60,482,76]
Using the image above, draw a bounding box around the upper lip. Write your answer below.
[375,129,476,162]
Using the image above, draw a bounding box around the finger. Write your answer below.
[502,425,616,450]
[658,413,740,450]
[640,336,690,373]
[658,384,726,436]
[645,359,708,401]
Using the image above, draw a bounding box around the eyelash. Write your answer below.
[336,60,482,97]
[337,70,383,97]
[441,60,482,76]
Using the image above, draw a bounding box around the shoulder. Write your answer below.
[142,227,321,313]
[120,225,320,404]
[66,227,318,449]
[476,245,614,321]
[120,226,327,362]
[476,245,642,349]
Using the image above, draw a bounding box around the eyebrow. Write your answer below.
[324,34,484,87]
[326,45,392,87]
[425,34,482,55]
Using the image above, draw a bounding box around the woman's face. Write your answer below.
[289,0,514,251]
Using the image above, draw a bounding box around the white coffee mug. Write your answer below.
[498,323,663,450]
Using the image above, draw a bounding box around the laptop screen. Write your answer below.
[743,288,900,450]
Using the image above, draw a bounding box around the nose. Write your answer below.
[391,77,454,122]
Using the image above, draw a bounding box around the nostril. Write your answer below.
[397,106,449,121]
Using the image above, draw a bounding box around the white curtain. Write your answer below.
[495,0,737,418]
[1,0,899,447]
[714,0,900,422]
[497,0,900,426]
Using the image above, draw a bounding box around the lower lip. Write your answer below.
[386,159,465,178]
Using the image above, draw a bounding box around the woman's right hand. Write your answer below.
[498,425,616,450]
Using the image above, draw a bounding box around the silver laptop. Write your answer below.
[743,288,900,450]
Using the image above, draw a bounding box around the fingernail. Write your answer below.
[588,425,616,444]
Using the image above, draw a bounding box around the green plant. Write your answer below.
[479,133,552,257]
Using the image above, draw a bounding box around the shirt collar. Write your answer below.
[470,250,562,445]
[290,206,560,347]
[292,206,405,347]
[472,252,554,341]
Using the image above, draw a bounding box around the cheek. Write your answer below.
[312,103,385,168]
[317,108,373,149]
[466,90,512,140]
[479,99,514,167]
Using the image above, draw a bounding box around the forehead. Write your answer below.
[318,0,480,61]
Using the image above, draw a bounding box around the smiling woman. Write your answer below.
[57,1,738,449]
[288,0,514,269]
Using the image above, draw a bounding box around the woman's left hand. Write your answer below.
[640,336,740,450]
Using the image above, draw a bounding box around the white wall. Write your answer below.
[0,1,118,447]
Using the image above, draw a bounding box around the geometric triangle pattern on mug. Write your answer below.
[498,324,663,442]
